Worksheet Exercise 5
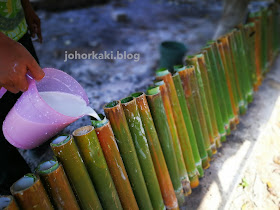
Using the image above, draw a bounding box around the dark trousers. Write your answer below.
[0,33,39,194]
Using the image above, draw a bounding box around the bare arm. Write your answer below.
[0,32,44,93]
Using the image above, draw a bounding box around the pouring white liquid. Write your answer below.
[39,91,101,120]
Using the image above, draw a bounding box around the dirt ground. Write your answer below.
[18,0,280,209]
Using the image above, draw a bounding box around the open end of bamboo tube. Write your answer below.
[206,40,216,45]
[154,80,165,87]
[131,92,144,98]
[173,64,185,72]
[120,96,134,104]
[37,160,59,174]
[92,114,108,128]
[147,86,160,95]
[73,125,94,137]
[11,174,36,192]
[51,135,70,147]
[187,55,196,60]
[156,68,170,77]
[104,100,119,108]
[0,196,11,209]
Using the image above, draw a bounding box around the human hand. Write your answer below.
[21,0,42,43]
[0,33,45,93]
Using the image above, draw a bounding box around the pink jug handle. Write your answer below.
[0,87,7,99]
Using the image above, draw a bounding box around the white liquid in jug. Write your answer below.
[39,91,101,120]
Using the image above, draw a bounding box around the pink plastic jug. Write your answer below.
[2,68,89,149]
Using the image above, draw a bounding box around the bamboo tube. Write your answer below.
[73,126,122,210]
[131,92,179,210]
[196,54,222,149]
[229,31,249,114]
[36,160,80,210]
[202,46,227,143]
[214,41,237,131]
[217,37,239,129]
[189,55,218,153]
[267,9,273,67]
[120,97,165,209]
[10,174,53,210]
[184,58,214,156]
[170,71,204,177]
[173,65,210,170]
[261,8,269,72]
[220,34,240,125]
[248,12,263,87]
[104,101,153,210]
[227,30,248,115]
[50,135,102,210]
[0,195,19,210]
[236,25,254,103]
[248,15,262,88]
[240,24,255,94]
[154,80,193,191]
[92,115,139,210]
[208,41,232,134]
[244,23,258,90]
[258,9,268,73]
[155,69,199,186]
[186,56,217,152]
[199,52,223,148]
[146,86,184,206]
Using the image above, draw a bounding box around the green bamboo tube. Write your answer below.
[206,41,231,135]
[146,86,184,206]
[10,174,53,210]
[248,15,263,89]
[154,81,193,192]
[272,3,280,53]
[217,37,239,129]
[227,30,248,114]
[120,97,165,210]
[199,51,223,148]
[171,70,204,177]
[174,65,209,171]
[202,46,227,143]
[235,28,254,104]
[248,12,264,87]
[92,115,139,210]
[244,23,258,90]
[213,41,236,131]
[36,160,80,210]
[212,41,235,134]
[104,101,153,210]
[131,92,179,210]
[260,8,268,73]
[254,10,267,74]
[196,54,222,149]
[238,25,255,99]
[270,3,278,57]
[220,34,240,125]
[73,126,122,210]
[267,10,273,66]
[0,195,19,210]
[184,57,214,156]
[229,30,249,114]
[50,135,102,210]
[155,69,199,186]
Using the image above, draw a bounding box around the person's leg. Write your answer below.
[0,33,39,194]
[213,0,250,39]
